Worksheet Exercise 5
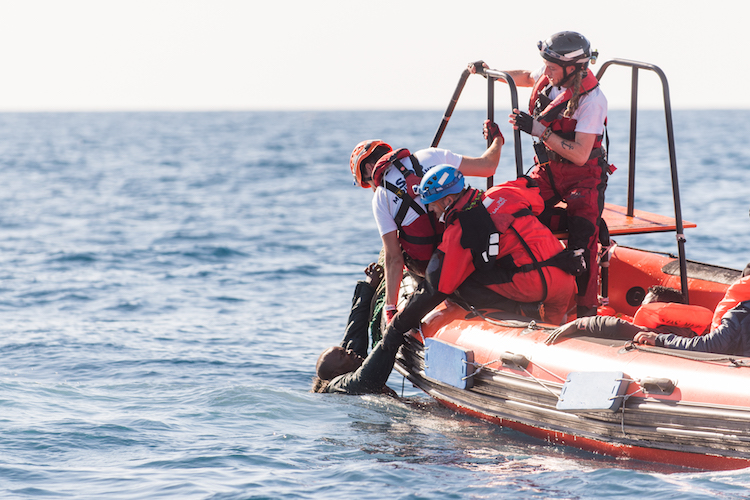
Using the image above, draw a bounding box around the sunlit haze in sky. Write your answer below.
[0,0,742,111]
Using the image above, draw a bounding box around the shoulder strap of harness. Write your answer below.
[531,71,600,127]
[457,198,549,300]
[408,154,424,177]
[391,153,423,182]
[509,226,548,302]
[371,148,412,188]
[384,180,426,228]
[529,75,552,115]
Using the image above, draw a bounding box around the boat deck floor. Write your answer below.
[553,203,696,239]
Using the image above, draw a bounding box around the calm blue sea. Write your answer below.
[0,108,748,499]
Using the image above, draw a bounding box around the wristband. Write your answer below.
[384,304,397,323]
[541,127,553,142]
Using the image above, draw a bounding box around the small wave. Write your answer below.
[179,246,247,261]
[105,300,144,312]
[47,253,97,264]
[205,296,244,304]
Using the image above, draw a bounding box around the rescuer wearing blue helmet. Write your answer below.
[381,166,578,340]
[417,164,465,214]
[349,122,504,326]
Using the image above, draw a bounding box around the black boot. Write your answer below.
[516,302,543,321]
[576,305,598,318]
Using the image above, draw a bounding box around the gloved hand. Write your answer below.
[483,120,504,145]
[467,60,487,76]
[510,109,547,138]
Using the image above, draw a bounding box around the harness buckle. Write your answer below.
[533,142,550,168]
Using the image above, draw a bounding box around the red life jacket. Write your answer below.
[530,71,601,127]
[445,178,569,302]
[371,148,412,189]
[633,302,713,336]
[711,276,750,330]
[371,148,443,275]
[529,72,607,169]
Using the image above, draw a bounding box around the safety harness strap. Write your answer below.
[386,180,427,228]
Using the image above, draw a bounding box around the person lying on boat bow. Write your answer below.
[634,303,750,356]
[312,263,404,395]
[349,121,503,324]
[546,285,703,344]
[471,31,611,318]
[634,270,750,357]
[385,166,578,336]
[546,277,750,357]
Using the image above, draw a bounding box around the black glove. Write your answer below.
[468,60,486,76]
[513,111,547,137]
[514,111,534,135]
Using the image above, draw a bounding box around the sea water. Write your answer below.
[0,109,748,499]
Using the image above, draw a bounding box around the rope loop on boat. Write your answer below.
[462,358,504,381]
[469,306,555,331]
[624,341,749,365]
[415,325,426,346]
[462,357,563,397]
[602,241,618,262]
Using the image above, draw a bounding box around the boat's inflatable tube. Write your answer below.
[633,302,713,335]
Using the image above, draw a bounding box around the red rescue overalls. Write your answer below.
[528,71,609,311]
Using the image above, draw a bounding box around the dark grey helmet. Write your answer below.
[538,31,597,68]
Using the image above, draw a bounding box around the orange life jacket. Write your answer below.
[634,302,713,336]
[596,305,633,323]
[444,178,572,301]
[711,276,750,330]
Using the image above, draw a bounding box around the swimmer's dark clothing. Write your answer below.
[326,281,406,394]
[570,315,694,340]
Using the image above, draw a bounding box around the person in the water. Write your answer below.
[312,263,406,395]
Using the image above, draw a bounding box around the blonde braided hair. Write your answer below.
[564,69,586,118]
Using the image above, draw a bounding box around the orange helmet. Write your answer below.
[349,140,392,188]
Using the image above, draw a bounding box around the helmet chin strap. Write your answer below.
[439,189,467,221]
[558,65,583,88]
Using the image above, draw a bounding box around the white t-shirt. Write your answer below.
[532,66,608,135]
[372,148,462,236]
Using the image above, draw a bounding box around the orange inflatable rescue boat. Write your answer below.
[393,60,750,471]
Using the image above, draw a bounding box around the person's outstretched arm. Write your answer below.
[339,264,382,358]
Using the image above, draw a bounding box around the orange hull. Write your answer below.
[396,246,750,470]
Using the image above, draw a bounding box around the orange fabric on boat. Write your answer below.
[633,302,713,336]
[711,276,750,330]
[597,305,633,323]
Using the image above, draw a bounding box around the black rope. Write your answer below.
[624,341,750,365]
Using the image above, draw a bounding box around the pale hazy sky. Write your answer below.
[0,0,742,111]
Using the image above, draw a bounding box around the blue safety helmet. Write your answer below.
[417,165,465,205]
